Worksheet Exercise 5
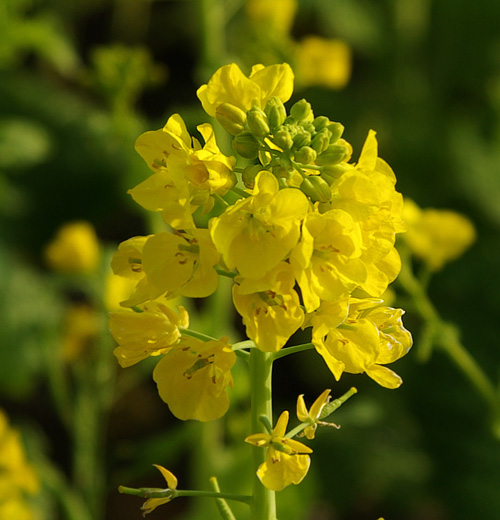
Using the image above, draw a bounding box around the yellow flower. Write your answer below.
[141,465,178,516]
[402,198,476,271]
[210,170,309,279]
[104,272,138,311]
[0,410,39,520]
[110,235,155,307]
[324,131,406,297]
[290,207,365,312]
[44,221,99,274]
[109,302,189,367]
[245,0,297,34]
[232,263,304,352]
[296,389,332,440]
[142,229,219,300]
[153,337,236,422]
[295,36,351,89]
[132,114,236,229]
[245,411,312,491]
[311,299,412,388]
[197,63,294,117]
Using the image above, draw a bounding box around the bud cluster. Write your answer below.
[216,96,353,202]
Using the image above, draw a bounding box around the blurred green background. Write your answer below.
[1,0,500,519]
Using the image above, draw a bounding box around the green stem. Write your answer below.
[398,253,500,429]
[272,342,315,360]
[249,349,276,520]
[118,486,251,504]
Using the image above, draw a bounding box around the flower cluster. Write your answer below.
[110,62,412,490]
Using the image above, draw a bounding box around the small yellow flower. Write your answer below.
[296,389,332,440]
[232,263,304,352]
[245,411,312,491]
[197,63,294,117]
[312,299,412,388]
[109,302,189,367]
[402,198,476,271]
[295,36,352,89]
[132,114,236,229]
[44,221,99,274]
[153,336,236,422]
[210,170,309,279]
[141,465,178,516]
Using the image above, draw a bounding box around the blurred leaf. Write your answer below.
[0,117,52,169]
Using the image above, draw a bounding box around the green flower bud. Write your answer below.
[302,122,316,134]
[247,106,271,137]
[265,97,287,132]
[290,99,313,122]
[294,146,317,164]
[274,129,294,151]
[327,122,345,142]
[215,103,247,136]
[316,143,350,166]
[313,116,330,131]
[311,129,332,154]
[292,129,311,149]
[242,164,263,189]
[232,131,260,159]
[300,176,332,203]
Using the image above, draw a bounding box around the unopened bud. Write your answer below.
[232,131,260,159]
[265,97,287,132]
[300,176,332,203]
[313,116,330,131]
[274,129,294,151]
[327,122,345,143]
[311,129,332,154]
[292,129,311,149]
[242,164,263,189]
[316,143,350,166]
[294,146,317,164]
[247,106,270,137]
[215,103,247,136]
[290,99,313,122]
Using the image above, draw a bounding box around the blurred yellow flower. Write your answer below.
[245,0,297,35]
[0,410,39,520]
[245,411,312,491]
[104,271,138,311]
[295,36,351,89]
[44,221,99,274]
[402,199,476,270]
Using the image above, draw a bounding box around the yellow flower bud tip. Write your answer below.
[215,103,247,135]
[265,96,287,131]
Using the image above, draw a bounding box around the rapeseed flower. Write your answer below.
[153,336,235,421]
[45,220,99,274]
[245,411,312,491]
[402,198,476,270]
[197,63,294,117]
